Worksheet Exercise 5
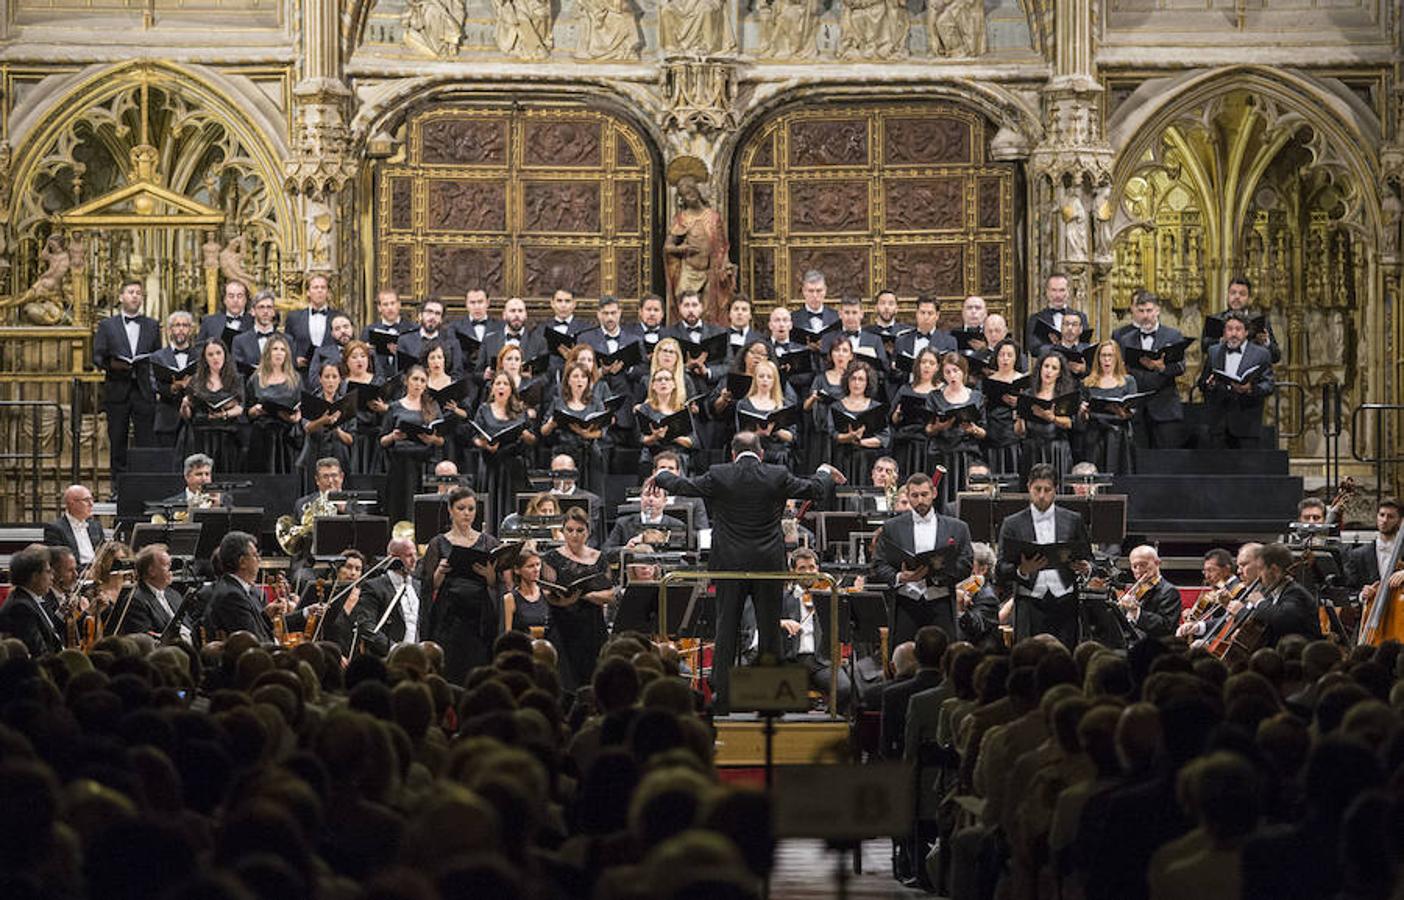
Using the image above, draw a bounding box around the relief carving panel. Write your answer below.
[420,118,509,166]
[390,245,414,293]
[616,181,640,234]
[883,117,972,165]
[390,178,413,230]
[751,183,775,233]
[428,246,506,298]
[522,181,601,232]
[885,178,964,231]
[977,177,1002,229]
[523,247,601,296]
[615,247,640,297]
[789,180,870,233]
[751,248,776,301]
[978,243,1002,296]
[616,134,638,168]
[886,244,964,297]
[788,119,869,167]
[427,181,507,232]
[789,247,869,298]
[522,120,602,167]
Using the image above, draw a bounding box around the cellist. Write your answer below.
[1345,497,1404,645]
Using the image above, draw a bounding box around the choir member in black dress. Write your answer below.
[804,338,854,473]
[1016,350,1076,479]
[828,361,890,484]
[380,365,446,523]
[980,338,1026,478]
[540,362,608,495]
[494,343,547,426]
[298,360,353,492]
[650,338,709,416]
[711,339,773,450]
[423,488,502,685]
[505,547,551,635]
[889,347,941,480]
[473,371,536,531]
[342,339,390,475]
[180,338,245,472]
[735,359,796,468]
[542,507,614,692]
[1082,340,1138,475]
[636,367,697,472]
[423,340,470,466]
[244,334,303,474]
[927,352,987,503]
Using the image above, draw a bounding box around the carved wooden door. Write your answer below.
[737,103,1016,313]
[376,105,656,301]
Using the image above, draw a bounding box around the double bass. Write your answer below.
[1358,524,1404,647]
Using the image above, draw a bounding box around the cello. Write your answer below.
[1358,523,1404,647]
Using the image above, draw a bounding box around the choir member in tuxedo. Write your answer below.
[180,338,245,473]
[794,270,841,352]
[1344,497,1402,595]
[423,489,502,683]
[980,338,1025,479]
[872,472,975,645]
[308,312,356,375]
[244,334,304,474]
[581,295,643,436]
[472,371,535,530]
[1249,542,1323,645]
[891,296,957,385]
[805,338,854,473]
[298,360,353,491]
[926,352,986,504]
[1115,545,1183,640]
[711,340,773,450]
[231,290,283,377]
[397,299,464,377]
[1024,272,1074,357]
[636,292,667,362]
[151,310,197,448]
[541,507,614,691]
[504,547,551,635]
[450,288,498,407]
[197,279,253,344]
[0,545,61,656]
[541,288,595,375]
[823,296,890,384]
[649,452,710,530]
[1203,275,1281,363]
[827,361,890,485]
[722,295,765,366]
[1116,291,1186,449]
[765,307,811,401]
[540,362,609,496]
[113,544,183,636]
[890,345,941,492]
[284,273,343,372]
[865,288,913,360]
[1082,340,1138,475]
[362,289,417,378]
[1049,310,1093,380]
[736,359,797,469]
[422,340,469,465]
[781,547,852,712]
[93,278,161,483]
[342,340,389,475]
[379,365,447,522]
[957,294,989,343]
[955,542,1002,649]
[480,296,548,381]
[1198,311,1276,449]
[645,431,840,713]
[204,531,285,642]
[664,290,726,397]
[995,463,1092,648]
[1015,350,1076,479]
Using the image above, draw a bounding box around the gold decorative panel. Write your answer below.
[375,105,655,301]
[737,103,1016,308]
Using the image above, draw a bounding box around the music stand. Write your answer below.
[313,515,390,558]
[515,492,590,518]
[192,507,265,560]
[412,493,450,545]
[810,512,866,558]
[131,522,202,557]
[614,582,698,636]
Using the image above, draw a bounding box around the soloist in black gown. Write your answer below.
[423,531,501,686]
[542,547,610,693]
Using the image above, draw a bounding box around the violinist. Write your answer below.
[955,542,1002,649]
[360,541,423,655]
[1344,497,1403,597]
[1181,543,1261,646]
[204,531,288,643]
[42,546,78,627]
[115,543,185,637]
[1115,545,1182,639]
[779,547,851,712]
[0,544,61,655]
[1247,542,1322,645]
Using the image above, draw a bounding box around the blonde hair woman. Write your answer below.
[1082,340,1138,474]
[245,333,303,474]
[736,358,794,467]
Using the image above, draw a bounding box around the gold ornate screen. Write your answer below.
[737,103,1016,311]
[375,105,656,301]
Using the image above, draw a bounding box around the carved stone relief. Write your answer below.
[886,244,963,296]
[751,183,775,233]
[884,117,971,165]
[390,245,414,292]
[885,178,964,231]
[574,0,643,60]
[390,178,414,230]
[403,0,468,57]
[658,0,738,55]
[789,119,869,167]
[754,0,820,59]
[421,118,509,165]
[977,177,1002,229]
[523,247,601,296]
[751,248,776,301]
[978,242,1002,294]
[789,180,869,233]
[838,0,909,60]
[523,121,602,167]
[926,0,985,57]
[428,181,507,231]
[616,181,641,233]
[790,247,868,297]
[491,0,554,59]
[616,247,641,296]
[427,245,505,297]
[522,182,601,232]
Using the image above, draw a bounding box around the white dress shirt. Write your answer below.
[1139,329,1156,351]
[308,307,328,348]
[1223,345,1244,378]
[1028,504,1071,597]
[387,570,420,642]
[65,512,96,565]
[1376,536,1396,587]
[798,593,816,655]
[1050,309,1064,331]
[900,508,946,601]
[123,315,141,357]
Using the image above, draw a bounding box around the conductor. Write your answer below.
[645,431,845,714]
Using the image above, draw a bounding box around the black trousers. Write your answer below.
[891,592,956,647]
[1014,590,1079,649]
[712,577,783,713]
[105,393,156,480]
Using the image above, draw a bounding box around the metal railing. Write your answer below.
[0,398,66,520]
[1349,403,1404,506]
[1270,379,1307,441]
[657,569,842,718]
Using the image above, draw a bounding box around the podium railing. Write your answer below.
[657,569,842,718]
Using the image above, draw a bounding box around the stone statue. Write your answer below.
[307,202,334,269]
[219,235,260,291]
[658,0,738,55]
[1381,190,1402,258]
[839,0,909,60]
[1059,184,1090,263]
[927,0,984,57]
[574,0,642,59]
[664,176,733,323]
[403,0,467,58]
[1093,181,1115,262]
[756,0,820,59]
[1,234,71,325]
[492,0,554,59]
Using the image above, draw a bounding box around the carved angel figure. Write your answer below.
[0,234,69,324]
[755,0,820,59]
[493,0,554,59]
[403,0,467,58]
[574,0,642,59]
[1059,185,1090,263]
[927,0,984,57]
[839,0,909,60]
[219,236,260,292]
[658,0,738,55]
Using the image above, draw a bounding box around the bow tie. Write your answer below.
[844,331,860,338]
[470,320,488,327]
[309,309,327,316]
[123,316,141,325]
